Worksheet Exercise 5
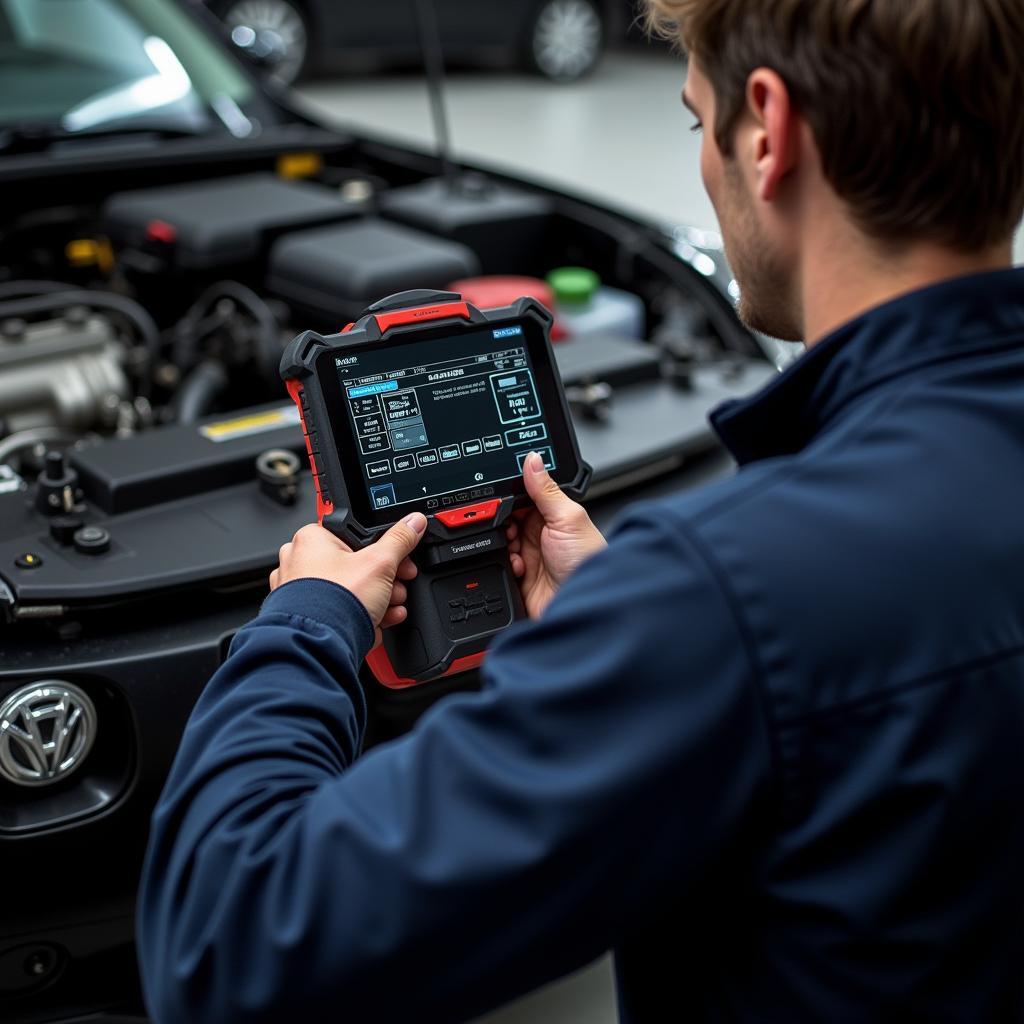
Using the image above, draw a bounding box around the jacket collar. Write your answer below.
[711,267,1024,465]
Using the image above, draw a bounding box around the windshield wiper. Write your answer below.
[0,121,209,155]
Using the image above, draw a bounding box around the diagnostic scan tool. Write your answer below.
[281,289,590,688]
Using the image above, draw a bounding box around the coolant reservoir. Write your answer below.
[546,267,646,340]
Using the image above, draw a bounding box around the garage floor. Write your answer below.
[294,47,1023,1024]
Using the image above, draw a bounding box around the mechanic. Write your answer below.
[138,1,1024,1021]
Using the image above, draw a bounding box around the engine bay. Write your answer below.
[0,141,769,620]
[1,164,757,447]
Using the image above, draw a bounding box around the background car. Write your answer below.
[204,0,624,85]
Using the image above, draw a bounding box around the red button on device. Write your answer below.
[435,499,501,528]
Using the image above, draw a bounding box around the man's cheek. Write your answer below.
[700,143,719,208]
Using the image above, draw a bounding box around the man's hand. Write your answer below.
[506,452,606,619]
[270,514,427,642]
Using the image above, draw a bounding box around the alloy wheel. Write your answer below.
[224,0,308,86]
[532,0,604,81]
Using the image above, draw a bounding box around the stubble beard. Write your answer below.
[721,164,803,342]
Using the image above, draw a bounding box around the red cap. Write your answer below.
[145,219,178,245]
[447,276,567,341]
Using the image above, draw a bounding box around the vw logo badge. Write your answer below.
[0,682,96,787]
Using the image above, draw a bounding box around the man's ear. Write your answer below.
[744,68,799,202]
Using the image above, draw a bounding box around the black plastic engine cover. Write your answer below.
[103,173,358,270]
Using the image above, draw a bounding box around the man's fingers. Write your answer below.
[292,523,353,554]
[522,452,575,522]
[373,513,427,570]
[396,557,419,581]
[389,582,407,606]
[269,568,279,590]
[510,552,525,578]
[381,605,408,629]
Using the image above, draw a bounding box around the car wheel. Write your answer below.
[528,0,605,81]
[221,0,310,87]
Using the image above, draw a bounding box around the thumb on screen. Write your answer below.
[523,452,571,522]
[374,512,427,570]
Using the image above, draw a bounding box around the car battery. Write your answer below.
[266,219,480,328]
[379,177,552,276]
[103,173,358,275]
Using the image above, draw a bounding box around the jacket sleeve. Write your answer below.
[136,508,776,1024]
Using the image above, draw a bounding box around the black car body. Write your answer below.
[0,1,773,1019]
[204,0,625,84]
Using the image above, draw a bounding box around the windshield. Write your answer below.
[0,0,268,137]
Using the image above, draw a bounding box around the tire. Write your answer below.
[220,0,310,87]
[527,0,605,82]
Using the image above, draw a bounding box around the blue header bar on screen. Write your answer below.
[347,380,400,398]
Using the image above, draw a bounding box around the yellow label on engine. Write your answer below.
[200,405,301,443]
[276,152,324,179]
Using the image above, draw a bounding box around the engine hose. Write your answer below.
[172,280,282,380]
[174,280,281,382]
[217,281,281,382]
[0,428,76,466]
[0,280,76,301]
[0,289,161,394]
[175,360,229,425]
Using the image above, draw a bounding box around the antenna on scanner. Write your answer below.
[413,0,461,195]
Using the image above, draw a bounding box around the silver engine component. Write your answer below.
[0,309,128,433]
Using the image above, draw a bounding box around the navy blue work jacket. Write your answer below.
[138,268,1024,1023]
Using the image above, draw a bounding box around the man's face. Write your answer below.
[684,60,802,341]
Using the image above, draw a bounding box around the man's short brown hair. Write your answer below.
[645,0,1024,251]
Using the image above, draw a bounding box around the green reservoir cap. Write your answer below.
[546,266,600,306]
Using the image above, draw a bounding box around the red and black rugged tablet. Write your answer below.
[281,289,590,688]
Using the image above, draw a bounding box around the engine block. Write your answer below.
[0,309,128,433]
